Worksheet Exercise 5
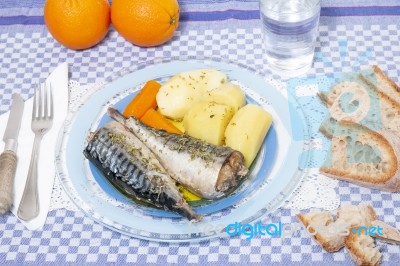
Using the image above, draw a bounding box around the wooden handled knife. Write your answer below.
[0,94,24,215]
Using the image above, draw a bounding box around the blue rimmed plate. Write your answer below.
[55,57,309,242]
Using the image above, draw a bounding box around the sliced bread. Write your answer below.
[297,204,400,265]
[336,204,377,228]
[320,71,400,135]
[371,220,400,245]
[296,205,378,253]
[319,116,400,192]
[344,230,382,266]
[296,211,344,252]
[362,65,400,105]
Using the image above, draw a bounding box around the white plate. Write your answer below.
[55,57,309,242]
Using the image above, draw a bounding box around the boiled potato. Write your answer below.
[176,68,228,92]
[224,104,272,167]
[156,69,228,120]
[204,82,246,112]
[156,75,204,119]
[167,118,185,133]
[184,102,234,146]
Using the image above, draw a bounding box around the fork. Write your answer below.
[17,83,53,221]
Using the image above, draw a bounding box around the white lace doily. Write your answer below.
[285,168,339,210]
[49,80,340,212]
[49,80,89,212]
[265,77,340,211]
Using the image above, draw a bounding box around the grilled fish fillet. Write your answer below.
[108,107,249,199]
[83,121,202,221]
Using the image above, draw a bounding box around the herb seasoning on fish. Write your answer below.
[83,121,202,221]
[108,107,249,200]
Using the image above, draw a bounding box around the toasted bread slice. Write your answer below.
[345,229,382,266]
[296,211,344,252]
[362,65,400,106]
[319,117,400,192]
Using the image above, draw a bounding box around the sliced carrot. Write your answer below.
[140,108,183,135]
[123,80,161,119]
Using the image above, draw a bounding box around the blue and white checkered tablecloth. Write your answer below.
[1,0,400,265]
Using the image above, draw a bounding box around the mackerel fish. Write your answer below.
[83,120,202,221]
[108,107,249,200]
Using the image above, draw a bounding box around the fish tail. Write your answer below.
[174,198,203,222]
[107,106,126,124]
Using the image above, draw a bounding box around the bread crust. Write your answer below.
[371,220,400,244]
[296,212,344,252]
[319,66,400,192]
[296,205,391,265]
[344,229,382,266]
[357,72,400,135]
[320,125,400,191]
[366,205,377,222]
[371,65,400,98]
[297,205,379,254]
[326,72,400,132]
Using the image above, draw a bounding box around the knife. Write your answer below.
[0,94,24,215]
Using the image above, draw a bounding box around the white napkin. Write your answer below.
[0,62,69,230]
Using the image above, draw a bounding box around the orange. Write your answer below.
[44,0,110,50]
[111,0,180,47]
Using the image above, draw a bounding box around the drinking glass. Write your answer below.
[260,0,321,77]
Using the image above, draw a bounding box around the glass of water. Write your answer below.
[260,0,321,77]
